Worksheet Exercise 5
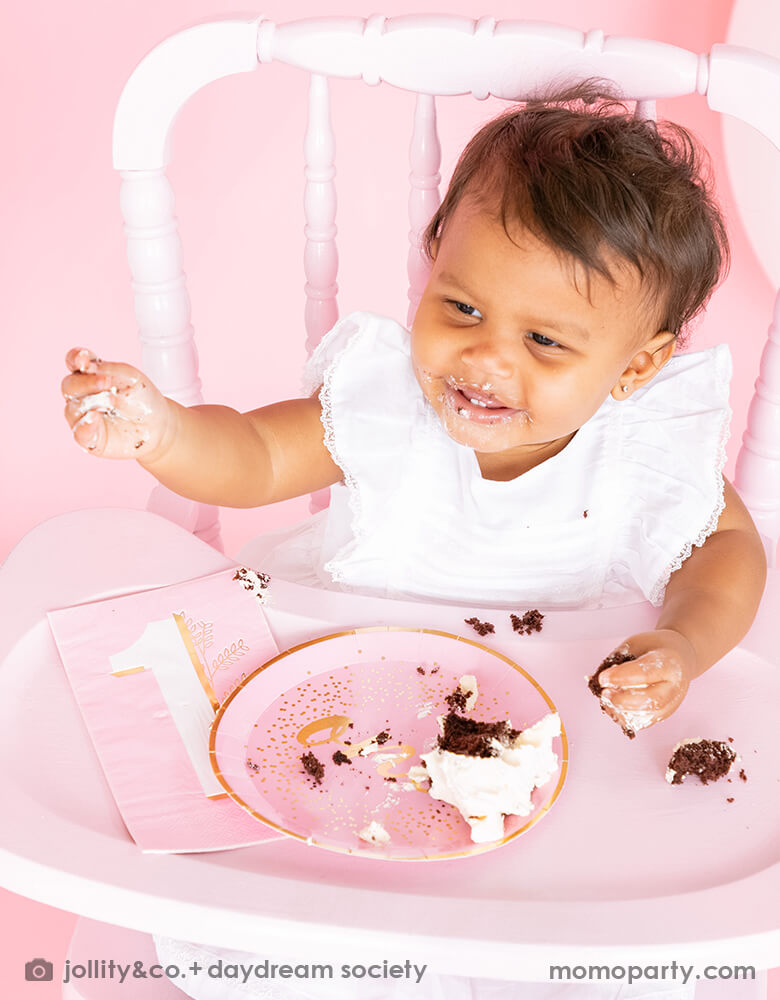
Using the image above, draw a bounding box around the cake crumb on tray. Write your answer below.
[510,609,544,635]
[665,738,737,785]
[464,617,494,636]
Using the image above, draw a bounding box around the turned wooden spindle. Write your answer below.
[735,289,780,567]
[303,74,339,357]
[304,75,339,513]
[406,93,441,329]
[119,169,222,549]
[634,99,657,120]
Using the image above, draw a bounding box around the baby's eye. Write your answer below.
[449,300,483,319]
[528,331,561,348]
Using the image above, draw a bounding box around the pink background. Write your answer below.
[2,0,778,994]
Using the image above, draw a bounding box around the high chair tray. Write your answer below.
[0,509,778,979]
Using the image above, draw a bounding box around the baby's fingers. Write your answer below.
[67,403,152,458]
[62,358,159,459]
[602,680,685,733]
[604,682,678,715]
[597,652,677,691]
[65,347,101,374]
[71,409,107,454]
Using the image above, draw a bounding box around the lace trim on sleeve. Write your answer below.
[317,371,364,584]
[646,354,733,607]
[301,315,356,397]
[306,317,371,583]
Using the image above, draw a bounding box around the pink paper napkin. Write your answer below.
[47,566,287,853]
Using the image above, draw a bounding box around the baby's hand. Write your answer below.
[594,629,697,736]
[62,348,172,460]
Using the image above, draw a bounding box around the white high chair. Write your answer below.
[1,15,779,1000]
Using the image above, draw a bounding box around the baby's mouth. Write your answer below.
[443,378,527,422]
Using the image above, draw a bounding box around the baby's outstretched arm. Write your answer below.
[597,478,767,734]
[62,348,341,507]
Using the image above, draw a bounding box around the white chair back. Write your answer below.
[112,15,780,563]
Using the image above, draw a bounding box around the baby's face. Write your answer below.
[411,199,669,479]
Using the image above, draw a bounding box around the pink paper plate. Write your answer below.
[209,627,568,860]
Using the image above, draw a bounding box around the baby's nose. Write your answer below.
[460,335,515,380]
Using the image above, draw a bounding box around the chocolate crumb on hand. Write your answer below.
[510,609,544,635]
[464,617,495,636]
[588,649,637,697]
[587,649,638,738]
[301,751,325,785]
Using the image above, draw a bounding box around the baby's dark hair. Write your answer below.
[423,83,729,345]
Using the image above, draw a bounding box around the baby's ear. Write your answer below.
[612,332,677,399]
[648,331,677,370]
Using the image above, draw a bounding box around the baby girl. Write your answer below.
[62,88,766,999]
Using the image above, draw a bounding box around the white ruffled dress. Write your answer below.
[246,311,732,610]
[156,312,735,1000]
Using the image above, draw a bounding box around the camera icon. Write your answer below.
[25,958,54,982]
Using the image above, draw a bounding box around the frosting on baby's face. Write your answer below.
[410,199,675,481]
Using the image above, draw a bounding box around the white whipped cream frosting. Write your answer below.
[412,711,561,844]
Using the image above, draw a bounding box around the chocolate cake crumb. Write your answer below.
[375,731,390,745]
[437,712,521,758]
[588,649,637,697]
[385,776,397,782]
[667,739,736,785]
[445,687,468,713]
[416,666,425,675]
[726,797,734,803]
[510,609,544,635]
[431,666,440,674]
[332,750,352,766]
[301,751,325,785]
[233,567,270,588]
[739,769,747,782]
[728,737,734,743]
[464,617,495,636]
[587,649,639,738]
[583,509,589,518]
